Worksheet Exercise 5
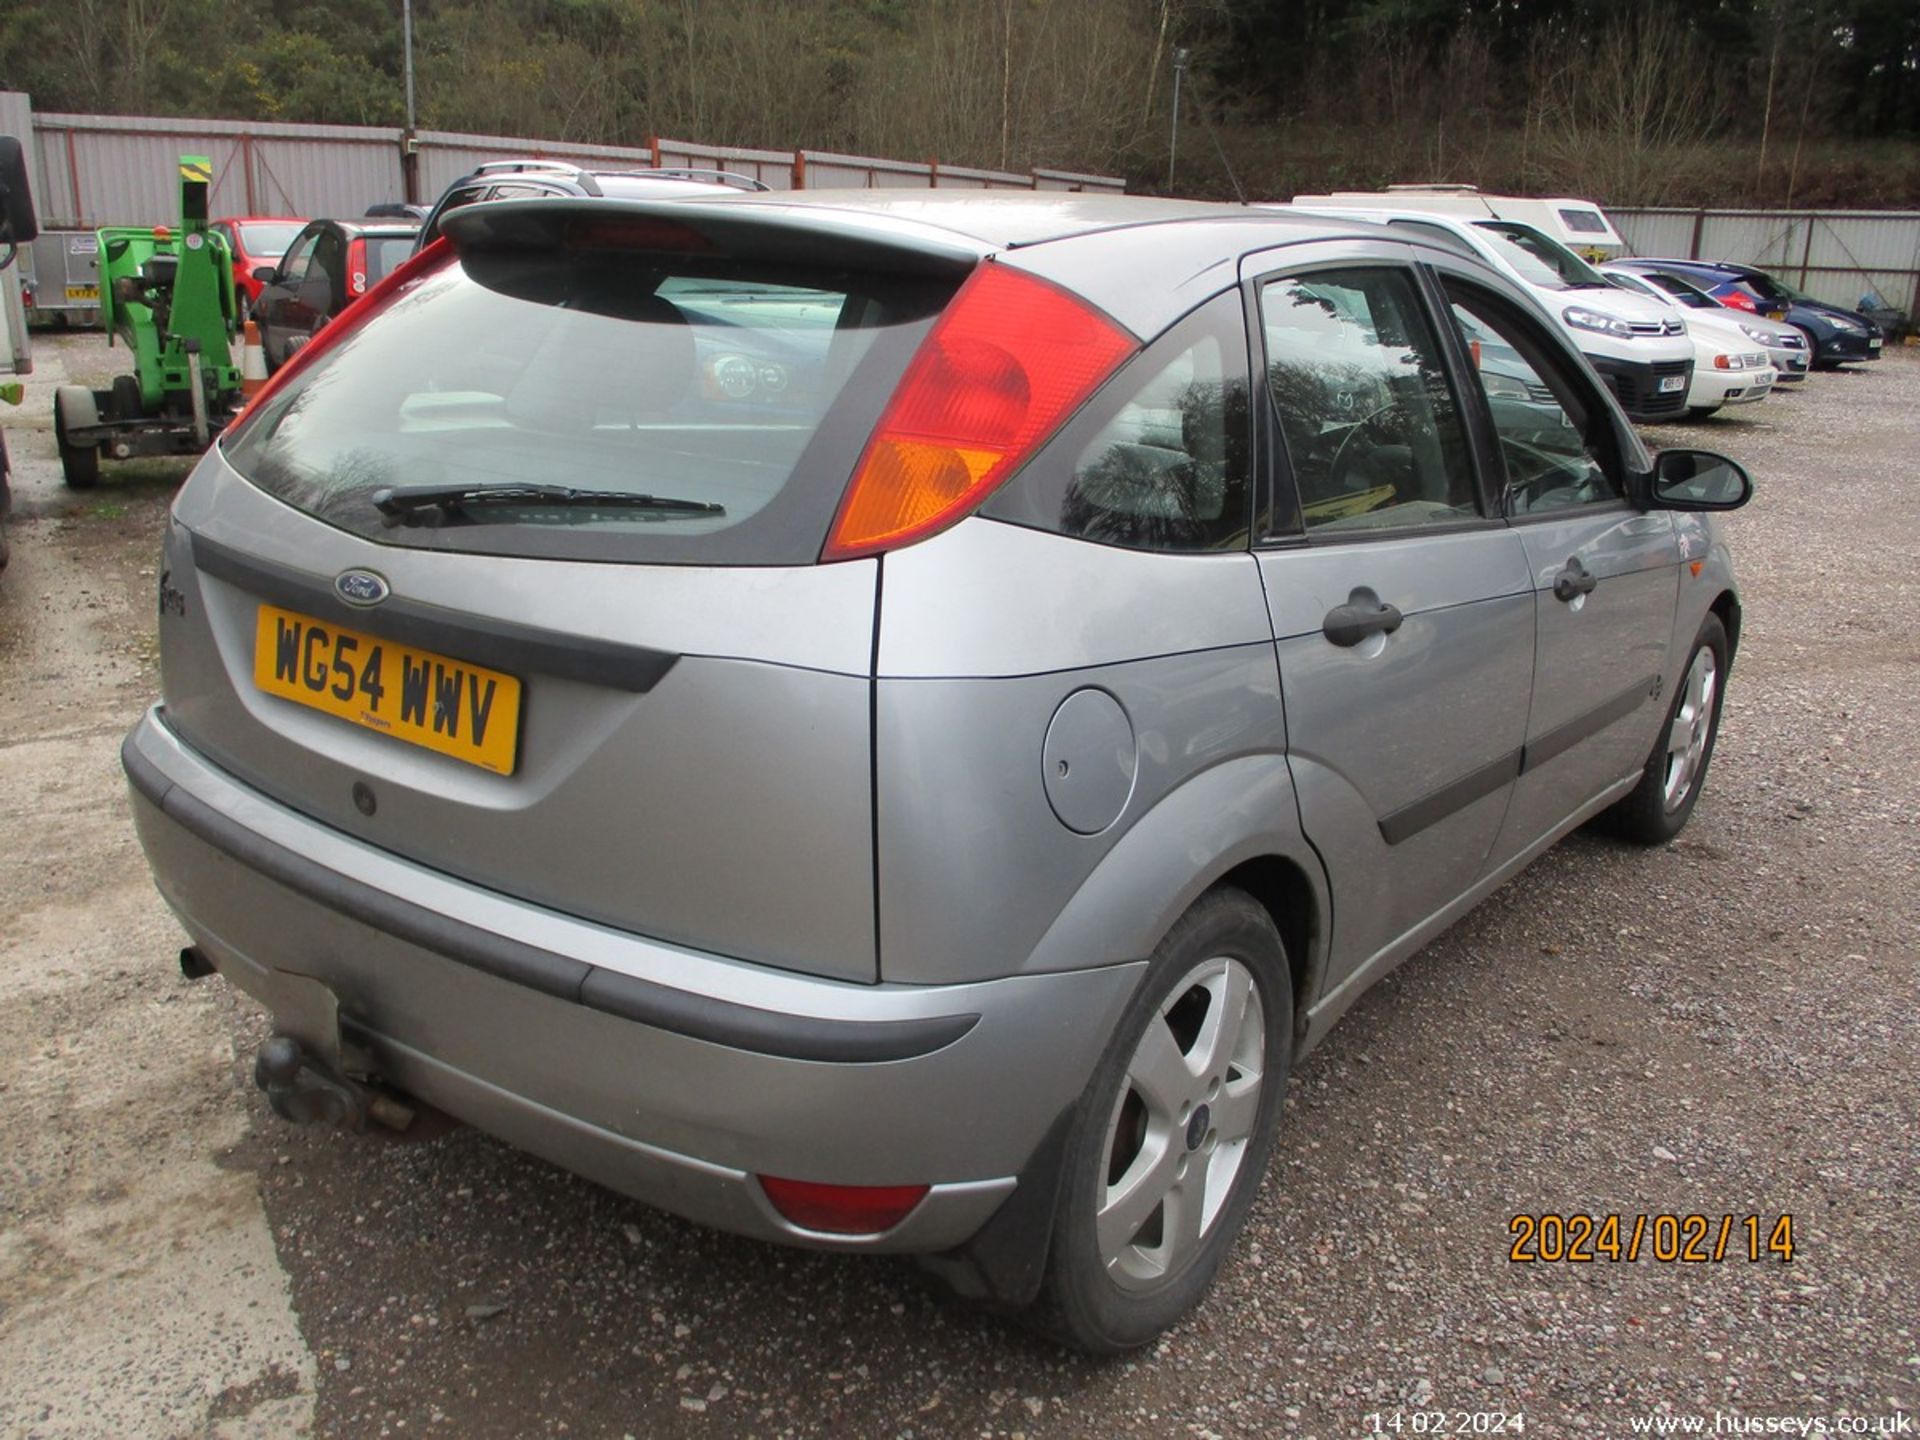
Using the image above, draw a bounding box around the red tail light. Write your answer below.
[227,237,454,430]
[1720,289,1758,312]
[822,264,1137,561]
[758,1175,930,1235]
[347,238,368,296]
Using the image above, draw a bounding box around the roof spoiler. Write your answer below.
[440,196,986,278]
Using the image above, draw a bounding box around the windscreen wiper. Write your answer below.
[371,483,724,526]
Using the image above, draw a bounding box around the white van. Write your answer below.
[1282,206,1695,422]
[1291,185,1625,257]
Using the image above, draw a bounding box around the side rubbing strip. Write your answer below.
[1521,675,1657,774]
[1377,749,1523,846]
[123,730,977,1064]
[190,532,680,694]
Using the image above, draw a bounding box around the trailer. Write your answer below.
[19,228,104,326]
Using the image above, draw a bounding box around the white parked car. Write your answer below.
[1600,263,1808,385]
[1282,207,1697,423]
[1600,268,1777,418]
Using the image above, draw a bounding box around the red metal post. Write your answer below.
[792,150,806,190]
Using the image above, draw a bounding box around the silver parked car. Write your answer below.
[124,192,1750,1352]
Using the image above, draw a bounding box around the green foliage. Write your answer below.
[0,0,1915,203]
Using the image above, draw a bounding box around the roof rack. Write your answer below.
[465,160,603,195]
[611,167,771,193]
[1384,183,1481,194]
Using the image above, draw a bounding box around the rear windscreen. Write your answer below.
[365,237,416,282]
[238,222,303,260]
[222,248,955,564]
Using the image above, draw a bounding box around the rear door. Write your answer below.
[1436,272,1678,863]
[1247,242,1536,996]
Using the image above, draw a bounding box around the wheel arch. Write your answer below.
[1021,754,1331,1029]
[1708,588,1742,659]
[1210,854,1318,1031]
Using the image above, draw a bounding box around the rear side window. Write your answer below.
[222,246,954,565]
[984,291,1250,553]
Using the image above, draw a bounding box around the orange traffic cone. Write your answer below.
[240,319,268,397]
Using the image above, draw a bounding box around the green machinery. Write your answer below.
[53,155,243,488]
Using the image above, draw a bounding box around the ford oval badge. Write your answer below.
[334,569,390,607]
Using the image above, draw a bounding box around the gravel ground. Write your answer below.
[1,334,1916,1439]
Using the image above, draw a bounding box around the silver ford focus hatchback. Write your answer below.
[124,192,1750,1351]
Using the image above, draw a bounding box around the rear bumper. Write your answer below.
[123,707,1140,1254]
[1590,354,1693,420]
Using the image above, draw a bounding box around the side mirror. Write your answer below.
[0,135,40,246]
[1649,449,1752,511]
[252,265,277,284]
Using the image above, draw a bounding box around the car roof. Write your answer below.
[680,189,1348,249]
[1623,257,1750,277]
[212,216,307,226]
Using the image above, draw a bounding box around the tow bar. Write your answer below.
[253,1035,416,1132]
[177,946,415,1132]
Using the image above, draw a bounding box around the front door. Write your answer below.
[1248,249,1536,998]
[1438,279,1680,863]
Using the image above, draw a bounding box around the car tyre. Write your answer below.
[1032,886,1291,1354]
[1601,613,1729,845]
[54,396,101,490]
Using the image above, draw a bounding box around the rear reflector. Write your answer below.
[758,1175,930,1235]
[822,263,1136,561]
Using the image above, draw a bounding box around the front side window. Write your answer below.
[221,244,954,565]
[1260,267,1479,534]
[984,291,1249,552]
[277,229,320,285]
[1445,287,1622,515]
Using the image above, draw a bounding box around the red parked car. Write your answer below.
[210,217,309,306]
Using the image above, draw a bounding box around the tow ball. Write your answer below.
[251,1035,415,1133]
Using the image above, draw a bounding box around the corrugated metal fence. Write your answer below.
[1610,207,1920,318]
[4,93,1123,231]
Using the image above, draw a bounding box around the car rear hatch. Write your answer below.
[157,200,981,983]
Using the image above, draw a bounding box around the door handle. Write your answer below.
[1322,588,1404,647]
[1553,557,1598,602]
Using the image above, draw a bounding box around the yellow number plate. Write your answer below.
[252,604,522,774]
[65,284,100,301]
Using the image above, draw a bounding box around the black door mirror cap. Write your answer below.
[1649,448,1753,512]
[252,265,278,283]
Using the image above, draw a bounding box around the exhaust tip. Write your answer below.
[179,946,215,980]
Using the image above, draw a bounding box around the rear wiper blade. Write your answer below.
[371,483,724,526]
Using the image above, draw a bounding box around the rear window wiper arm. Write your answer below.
[371,483,725,526]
